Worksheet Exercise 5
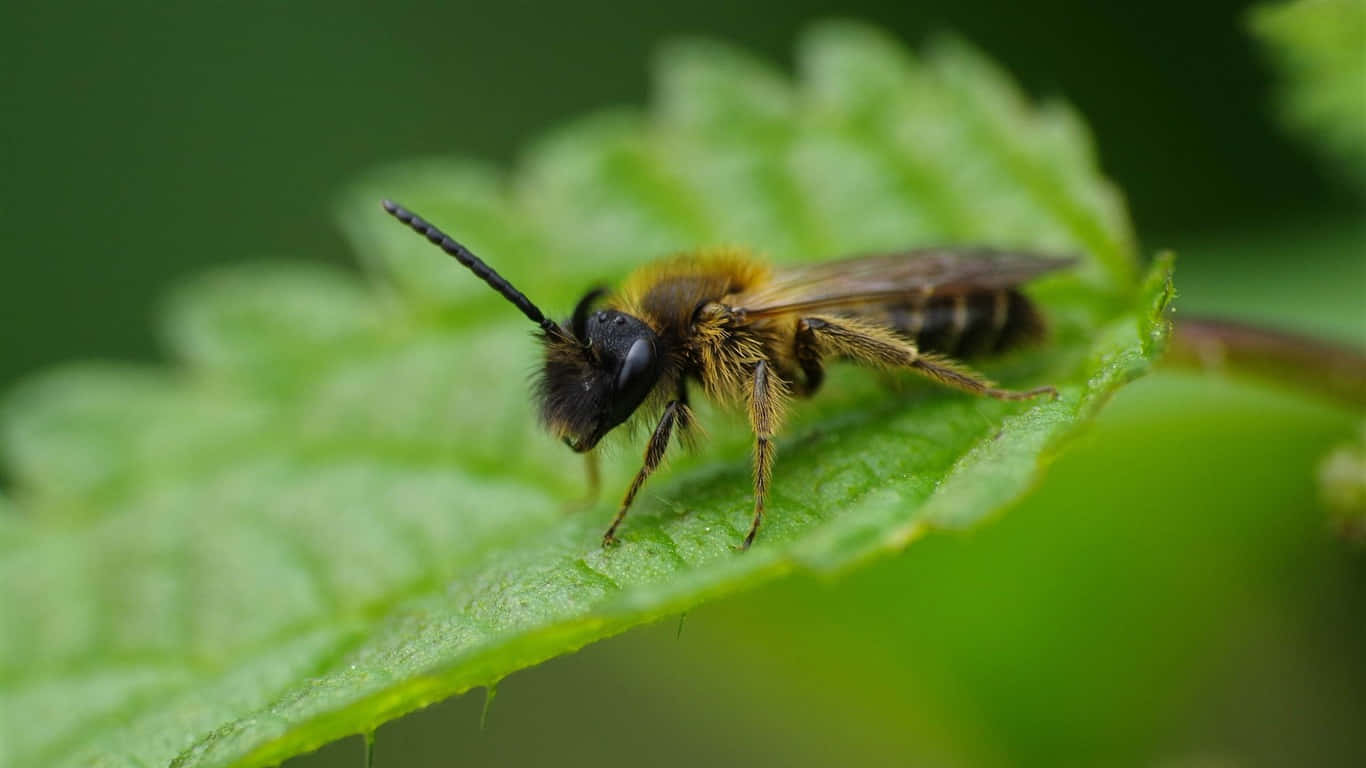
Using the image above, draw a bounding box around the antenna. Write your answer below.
[381,200,562,336]
[570,287,607,342]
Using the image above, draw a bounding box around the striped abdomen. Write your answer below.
[880,289,1045,358]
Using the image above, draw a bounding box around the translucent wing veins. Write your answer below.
[731,249,1076,318]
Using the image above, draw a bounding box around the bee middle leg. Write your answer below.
[742,360,788,549]
[602,398,692,547]
[799,317,1057,401]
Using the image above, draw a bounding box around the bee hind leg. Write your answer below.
[799,316,1056,401]
[912,353,1057,401]
[792,318,826,397]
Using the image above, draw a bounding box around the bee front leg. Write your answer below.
[742,360,788,550]
[561,451,601,514]
[584,451,600,502]
[602,399,689,547]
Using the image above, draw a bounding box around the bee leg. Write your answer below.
[910,354,1057,401]
[800,317,1057,401]
[585,451,600,501]
[602,399,688,547]
[561,452,600,514]
[792,318,825,397]
[742,360,787,550]
[675,381,695,438]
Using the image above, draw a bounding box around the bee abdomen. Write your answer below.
[886,289,1044,358]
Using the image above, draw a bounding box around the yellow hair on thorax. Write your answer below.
[611,247,771,327]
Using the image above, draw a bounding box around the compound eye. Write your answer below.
[615,337,655,394]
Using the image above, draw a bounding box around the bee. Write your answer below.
[382,200,1068,549]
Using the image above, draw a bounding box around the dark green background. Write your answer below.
[1,0,1358,389]
[5,2,1363,766]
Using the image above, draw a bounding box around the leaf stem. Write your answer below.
[1166,316,1366,407]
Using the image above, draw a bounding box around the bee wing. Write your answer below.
[731,248,1075,318]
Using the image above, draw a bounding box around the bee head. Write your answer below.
[379,200,661,454]
[538,291,662,452]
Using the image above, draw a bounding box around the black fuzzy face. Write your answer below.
[536,309,662,452]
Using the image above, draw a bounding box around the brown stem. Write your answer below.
[1165,317,1366,407]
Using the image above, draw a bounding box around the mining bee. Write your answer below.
[382,200,1067,549]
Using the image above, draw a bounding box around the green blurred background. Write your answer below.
[3,0,1362,388]
[3,1,1362,766]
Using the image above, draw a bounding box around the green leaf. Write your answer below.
[1251,0,1366,188]
[0,22,1170,768]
